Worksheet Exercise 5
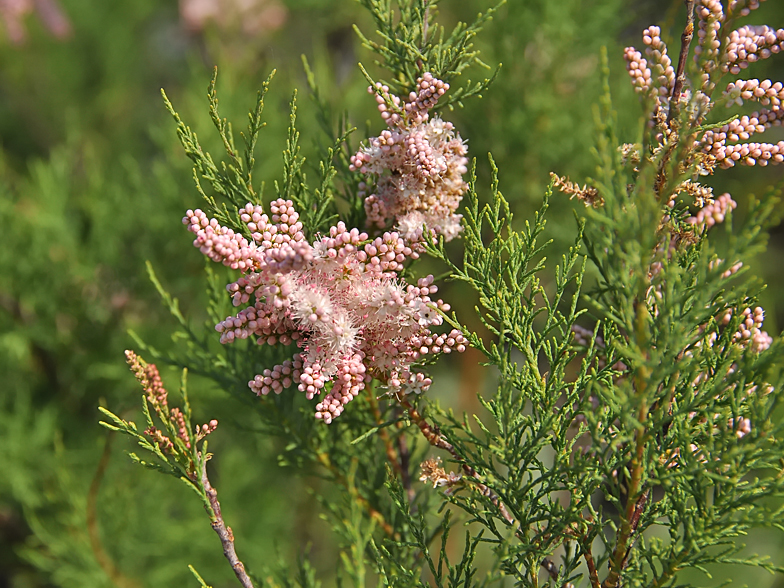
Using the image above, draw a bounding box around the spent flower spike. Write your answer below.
[124,350,219,451]
[184,199,467,423]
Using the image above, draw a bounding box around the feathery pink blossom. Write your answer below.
[350,73,468,242]
[184,199,468,423]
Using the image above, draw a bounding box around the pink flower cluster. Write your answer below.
[587,0,780,464]
[183,199,468,423]
[625,1,784,170]
[695,1,723,70]
[721,305,773,352]
[687,192,737,228]
[723,25,784,73]
[687,194,773,355]
[701,78,784,168]
[644,26,675,96]
[623,47,654,96]
[350,73,469,242]
[728,0,763,16]
[623,26,678,106]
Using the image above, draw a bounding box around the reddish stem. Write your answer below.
[399,396,514,525]
[201,458,255,588]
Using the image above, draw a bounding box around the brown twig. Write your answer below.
[399,396,515,525]
[584,546,601,588]
[667,0,696,124]
[201,457,255,588]
[602,406,649,588]
[619,488,650,567]
[577,527,601,588]
[601,299,654,588]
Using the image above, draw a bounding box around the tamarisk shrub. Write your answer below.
[101,1,784,586]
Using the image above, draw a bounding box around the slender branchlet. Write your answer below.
[668,0,696,124]
[200,457,255,588]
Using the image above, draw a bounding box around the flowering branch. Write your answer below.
[107,2,784,584]
[100,353,259,587]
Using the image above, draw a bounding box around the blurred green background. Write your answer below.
[1,0,783,586]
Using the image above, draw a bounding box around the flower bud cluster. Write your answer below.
[350,73,468,242]
[624,36,698,127]
[126,349,219,453]
[368,82,403,126]
[404,72,449,124]
[170,408,190,448]
[724,78,784,109]
[623,48,653,96]
[699,79,784,167]
[700,108,784,168]
[196,419,219,442]
[723,306,773,352]
[683,302,773,446]
[723,25,784,74]
[627,2,784,172]
[643,27,675,96]
[183,200,306,273]
[728,0,763,17]
[144,427,174,453]
[186,200,467,423]
[709,139,784,168]
[126,350,169,410]
[694,0,723,71]
[687,192,736,228]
